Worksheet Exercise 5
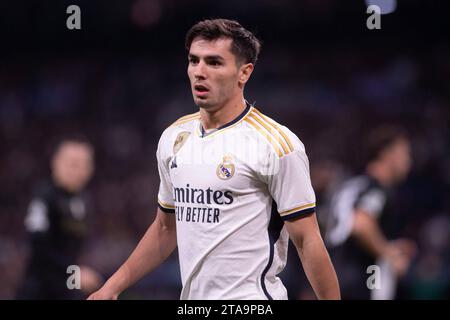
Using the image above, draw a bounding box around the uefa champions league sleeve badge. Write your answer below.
[173,131,191,154]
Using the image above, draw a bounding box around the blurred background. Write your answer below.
[0,0,449,299]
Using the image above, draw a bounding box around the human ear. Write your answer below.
[238,63,254,87]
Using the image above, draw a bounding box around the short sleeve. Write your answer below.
[266,140,316,221]
[354,189,386,219]
[25,198,50,232]
[156,135,175,214]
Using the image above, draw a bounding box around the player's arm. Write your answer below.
[88,208,176,299]
[260,126,340,299]
[351,208,388,258]
[351,208,415,277]
[24,196,68,265]
[285,213,341,300]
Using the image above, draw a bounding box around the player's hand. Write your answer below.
[384,238,417,278]
[87,285,120,300]
[391,238,417,258]
[80,265,103,295]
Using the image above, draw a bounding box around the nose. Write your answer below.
[193,61,207,80]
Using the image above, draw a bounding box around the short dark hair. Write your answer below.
[365,125,409,163]
[185,19,262,65]
[51,134,94,158]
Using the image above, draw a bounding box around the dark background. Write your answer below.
[0,0,449,299]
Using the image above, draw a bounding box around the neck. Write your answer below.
[52,174,78,194]
[200,94,247,130]
[366,161,393,187]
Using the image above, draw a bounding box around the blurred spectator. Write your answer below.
[15,136,102,299]
[408,215,450,299]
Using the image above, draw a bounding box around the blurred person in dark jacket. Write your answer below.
[16,136,102,299]
[325,126,417,299]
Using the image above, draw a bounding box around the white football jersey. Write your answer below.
[156,102,316,300]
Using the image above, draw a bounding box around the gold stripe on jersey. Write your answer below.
[252,108,294,152]
[178,111,200,121]
[245,117,283,157]
[158,199,175,209]
[248,112,290,155]
[170,112,200,127]
[279,202,316,216]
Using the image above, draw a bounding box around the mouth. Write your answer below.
[193,84,210,97]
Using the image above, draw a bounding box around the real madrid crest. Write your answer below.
[216,155,236,180]
[173,131,191,154]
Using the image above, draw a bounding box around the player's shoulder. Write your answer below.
[161,111,199,137]
[158,111,200,152]
[169,111,201,128]
[243,106,305,158]
[341,174,385,196]
[32,180,55,202]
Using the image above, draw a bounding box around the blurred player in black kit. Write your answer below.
[16,136,102,299]
[325,126,417,299]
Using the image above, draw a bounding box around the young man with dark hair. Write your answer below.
[325,125,416,299]
[89,19,340,300]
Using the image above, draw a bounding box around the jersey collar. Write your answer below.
[199,101,252,138]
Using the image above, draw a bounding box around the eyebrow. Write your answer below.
[188,54,225,61]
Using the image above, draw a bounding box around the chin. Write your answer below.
[393,173,407,185]
[195,99,212,109]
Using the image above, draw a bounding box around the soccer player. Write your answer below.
[88,19,340,300]
[325,126,416,299]
[16,137,102,299]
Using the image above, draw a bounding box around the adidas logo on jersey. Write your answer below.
[170,156,178,169]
